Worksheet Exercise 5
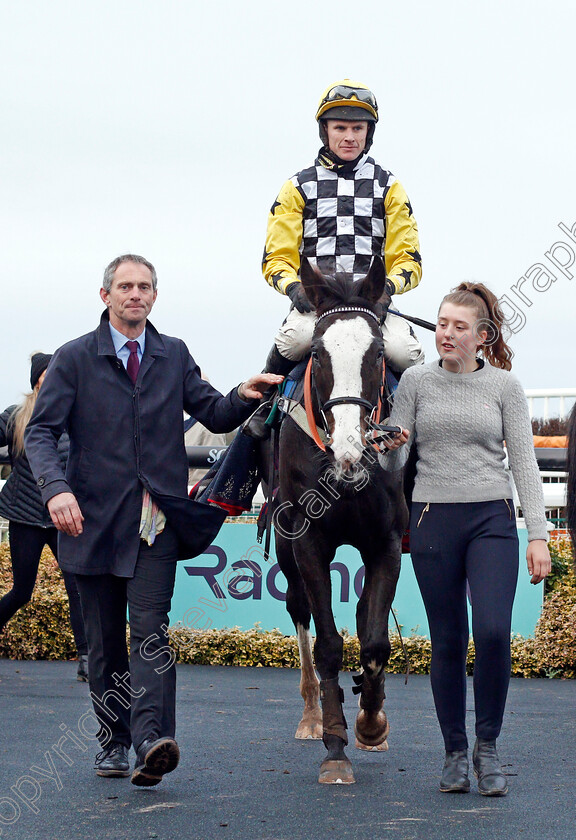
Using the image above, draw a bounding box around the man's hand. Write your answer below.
[286,282,315,314]
[239,374,284,401]
[47,492,84,537]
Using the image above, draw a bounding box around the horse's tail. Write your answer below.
[566,403,576,556]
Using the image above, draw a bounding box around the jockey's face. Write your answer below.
[326,120,368,160]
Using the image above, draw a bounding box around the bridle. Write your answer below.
[304,306,387,452]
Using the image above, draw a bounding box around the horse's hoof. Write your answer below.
[355,737,389,752]
[318,759,356,785]
[354,709,390,748]
[295,719,323,740]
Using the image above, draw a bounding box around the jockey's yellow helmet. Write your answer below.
[315,79,379,123]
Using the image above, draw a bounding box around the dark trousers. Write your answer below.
[410,500,519,752]
[75,525,180,753]
[0,521,87,654]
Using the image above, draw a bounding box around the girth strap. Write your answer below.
[276,395,329,446]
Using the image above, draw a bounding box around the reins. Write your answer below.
[304,357,327,452]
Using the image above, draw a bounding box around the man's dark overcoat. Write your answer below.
[25,311,256,576]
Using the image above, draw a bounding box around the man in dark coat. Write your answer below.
[25,254,282,786]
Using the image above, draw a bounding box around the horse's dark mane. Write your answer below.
[312,272,379,316]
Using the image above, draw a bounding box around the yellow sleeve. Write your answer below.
[384,179,422,295]
[262,179,306,296]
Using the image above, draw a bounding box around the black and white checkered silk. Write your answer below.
[292,155,395,281]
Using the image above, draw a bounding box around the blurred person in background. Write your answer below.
[0,353,88,680]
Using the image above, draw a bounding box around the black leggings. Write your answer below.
[410,499,519,752]
[0,521,87,655]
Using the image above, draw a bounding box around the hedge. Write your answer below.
[1,539,575,677]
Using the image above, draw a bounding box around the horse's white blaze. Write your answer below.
[322,317,373,468]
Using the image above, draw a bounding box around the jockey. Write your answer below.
[248,79,424,438]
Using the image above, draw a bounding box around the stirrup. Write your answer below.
[243,398,276,440]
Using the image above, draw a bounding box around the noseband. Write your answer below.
[304,306,385,451]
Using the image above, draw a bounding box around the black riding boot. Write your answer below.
[472,738,508,796]
[440,750,470,793]
[243,345,295,440]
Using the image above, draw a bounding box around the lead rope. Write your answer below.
[391,608,411,684]
[352,609,410,691]
[368,358,387,453]
[263,424,278,563]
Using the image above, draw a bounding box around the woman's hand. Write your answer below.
[527,539,551,584]
[381,427,410,451]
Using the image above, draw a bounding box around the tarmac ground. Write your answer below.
[0,659,575,840]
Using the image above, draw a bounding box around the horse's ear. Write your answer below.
[300,257,324,309]
[358,256,387,304]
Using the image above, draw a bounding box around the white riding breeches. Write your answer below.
[274,308,425,373]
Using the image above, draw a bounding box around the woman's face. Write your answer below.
[436,302,488,373]
[37,370,46,390]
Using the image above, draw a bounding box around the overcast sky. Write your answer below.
[1,0,575,414]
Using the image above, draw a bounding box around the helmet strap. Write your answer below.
[318,146,366,172]
[365,122,376,152]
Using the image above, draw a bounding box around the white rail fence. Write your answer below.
[525,388,576,420]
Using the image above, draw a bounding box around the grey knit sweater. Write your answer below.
[385,361,548,541]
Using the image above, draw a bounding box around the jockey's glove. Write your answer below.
[286,282,315,313]
[376,279,396,324]
[385,278,396,297]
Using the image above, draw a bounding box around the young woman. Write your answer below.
[0,353,88,680]
[383,283,551,796]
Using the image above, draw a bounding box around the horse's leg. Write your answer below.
[293,539,355,784]
[295,625,322,739]
[354,543,401,752]
[275,532,322,739]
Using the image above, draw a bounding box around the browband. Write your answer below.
[316,306,380,325]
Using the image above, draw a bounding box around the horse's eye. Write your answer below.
[311,348,319,361]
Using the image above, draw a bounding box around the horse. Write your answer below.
[261,256,408,785]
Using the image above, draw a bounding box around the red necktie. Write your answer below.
[126,340,140,384]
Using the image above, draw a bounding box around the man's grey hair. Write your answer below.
[102,254,158,292]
